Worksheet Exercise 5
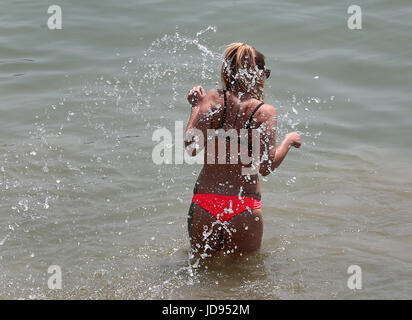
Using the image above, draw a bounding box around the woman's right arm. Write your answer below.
[184,87,218,156]
[258,105,301,176]
[272,132,301,170]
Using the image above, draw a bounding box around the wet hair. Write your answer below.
[221,42,266,101]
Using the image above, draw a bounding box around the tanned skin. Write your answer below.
[185,86,301,257]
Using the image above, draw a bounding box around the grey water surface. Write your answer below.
[0,0,411,299]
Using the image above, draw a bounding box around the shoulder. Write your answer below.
[205,88,220,100]
[249,102,277,130]
[195,89,223,120]
[255,102,277,121]
[198,88,220,106]
[260,102,276,113]
[198,89,223,111]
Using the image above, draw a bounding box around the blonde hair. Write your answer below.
[221,42,266,101]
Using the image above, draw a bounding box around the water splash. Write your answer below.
[0,25,316,299]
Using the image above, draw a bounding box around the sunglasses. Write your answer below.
[257,64,271,79]
[264,68,271,79]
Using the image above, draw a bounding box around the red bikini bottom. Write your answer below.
[192,193,261,222]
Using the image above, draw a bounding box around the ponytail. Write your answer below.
[221,42,265,101]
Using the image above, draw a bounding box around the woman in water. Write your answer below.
[185,42,301,257]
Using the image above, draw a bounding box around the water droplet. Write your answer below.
[18,199,29,211]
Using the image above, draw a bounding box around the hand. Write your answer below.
[187,86,206,106]
[285,132,302,148]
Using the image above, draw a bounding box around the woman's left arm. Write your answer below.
[184,86,214,155]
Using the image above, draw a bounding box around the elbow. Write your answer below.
[259,167,276,176]
[259,158,278,176]
[259,161,276,176]
[259,168,271,176]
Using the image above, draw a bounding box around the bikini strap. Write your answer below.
[218,89,227,129]
[245,102,264,129]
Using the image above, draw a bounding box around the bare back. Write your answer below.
[193,89,270,199]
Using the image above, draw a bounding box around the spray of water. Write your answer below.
[0,26,323,298]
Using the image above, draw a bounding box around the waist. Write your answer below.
[193,185,261,200]
[194,168,261,199]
